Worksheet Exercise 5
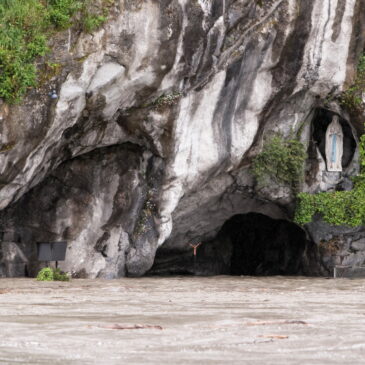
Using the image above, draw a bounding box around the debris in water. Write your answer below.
[96,324,163,330]
[258,334,289,339]
[246,320,307,326]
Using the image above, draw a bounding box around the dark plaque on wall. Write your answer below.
[37,241,67,262]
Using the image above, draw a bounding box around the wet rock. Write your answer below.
[0,145,163,278]
[0,0,365,277]
[0,242,28,277]
[306,219,365,274]
[351,238,365,251]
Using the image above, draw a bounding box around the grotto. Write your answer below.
[1,0,365,280]
[311,108,357,171]
[2,1,365,363]
[149,213,320,277]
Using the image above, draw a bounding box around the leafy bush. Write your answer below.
[36,267,70,281]
[295,129,365,227]
[53,268,70,281]
[0,0,111,103]
[36,267,54,281]
[252,135,307,189]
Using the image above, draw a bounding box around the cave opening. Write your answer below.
[221,213,307,276]
[149,213,311,276]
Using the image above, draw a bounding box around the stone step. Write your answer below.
[334,266,365,278]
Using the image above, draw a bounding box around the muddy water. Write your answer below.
[0,277,365,364]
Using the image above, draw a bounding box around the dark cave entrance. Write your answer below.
[149,213,311,276]
[221,213,307,276]
[311,108,356,168]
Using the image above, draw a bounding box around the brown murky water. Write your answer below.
[0,277,364,364]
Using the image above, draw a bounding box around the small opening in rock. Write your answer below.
[311,108,356,168]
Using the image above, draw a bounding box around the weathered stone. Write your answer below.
[0,242,28,277]
[0,0,364,277]
[306,219,365,273]
[351,238,365,251]
[0,145,163,278]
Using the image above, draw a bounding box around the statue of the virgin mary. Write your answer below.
[325,115,343,172]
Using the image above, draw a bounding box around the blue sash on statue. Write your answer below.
[331,134,337,163]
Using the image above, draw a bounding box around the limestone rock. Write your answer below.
[0,242,28,277]
[0,0,365,277]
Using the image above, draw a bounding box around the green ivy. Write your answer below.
[0,0,111,104]
[252,135,307,190]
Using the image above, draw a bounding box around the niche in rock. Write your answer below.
[311,108,356,170]
[149,213,310,276]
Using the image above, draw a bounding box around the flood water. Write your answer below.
[0,276,364,364]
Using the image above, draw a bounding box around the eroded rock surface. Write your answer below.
[1,0,365,277]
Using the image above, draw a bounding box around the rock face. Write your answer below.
[1,0,365,277]
[150,213,325,277]
[306,219,365,274]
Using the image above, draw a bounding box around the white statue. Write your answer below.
[325,115,343,172]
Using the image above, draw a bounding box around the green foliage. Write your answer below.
[0,0,112,103]
[295,189,365,227]
[152,92,182,108]
[47,0,83,29]
[36,267,54,281]
[36,267,70,281]
[53,268,70,281]
[295,128,365,227]
[0,0,49,102]
[340,53,365,111]
[252,135,307,189]
[82,14,107,33]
